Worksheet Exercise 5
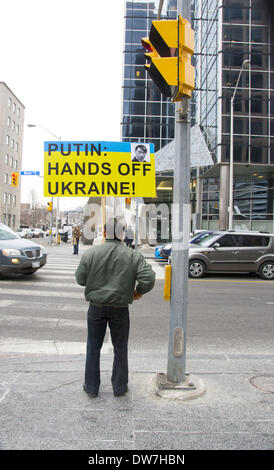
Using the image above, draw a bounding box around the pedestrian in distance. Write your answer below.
[124,225,134,248]
[75,219,155,398]
[72,225,81,254]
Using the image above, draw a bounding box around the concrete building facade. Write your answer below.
[0,82,25,229]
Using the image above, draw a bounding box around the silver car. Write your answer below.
[0,223,47,276]
[188,230,274,280]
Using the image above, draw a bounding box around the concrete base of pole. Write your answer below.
[153,372,205,401]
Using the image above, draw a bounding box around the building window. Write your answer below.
[10,156,13,166]
[13,195,16,206]
[3,193,7,204]
[16,124,19,134]
[4,173,8,184]
[5,154,9,164]
[7,116,11,127]
[6,135,10,145]
[17,107,20,117]
[13,102,16,113]
[16,142,19,152]
[14,159,17,169]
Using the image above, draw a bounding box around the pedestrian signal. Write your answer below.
[125,198,131,208]
[142,15,195,101]
[47,202,53,212]
[11,172,19,187]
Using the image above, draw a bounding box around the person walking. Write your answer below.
[75,219,155,398]
[72,225,81,254]
[124,225,134,248]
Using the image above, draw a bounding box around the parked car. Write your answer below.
[0,223,47,276]
[16,228,32,239]
[155,245,165,259]
[188,230,274,280]
[158,231,215,260]
[160,243,172,259]
[30,228,45,238]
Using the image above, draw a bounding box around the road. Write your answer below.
[0,243,273,358]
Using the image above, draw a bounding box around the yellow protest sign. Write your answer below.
[44,141,156,197]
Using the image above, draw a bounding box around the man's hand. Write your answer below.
[133,289,142,300]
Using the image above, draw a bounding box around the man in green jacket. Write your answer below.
[75,219,155,398]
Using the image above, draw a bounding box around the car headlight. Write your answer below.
[2,248,21,256]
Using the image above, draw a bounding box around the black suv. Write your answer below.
[188,231,274,280]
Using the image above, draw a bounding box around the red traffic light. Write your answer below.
[141,37,153,52]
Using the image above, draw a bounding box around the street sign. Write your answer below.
[44,141,156,198]
[21,171,40,175]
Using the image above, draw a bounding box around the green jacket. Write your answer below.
[75,240,156,307]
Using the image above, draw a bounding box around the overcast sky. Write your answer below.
[1,0,125,210]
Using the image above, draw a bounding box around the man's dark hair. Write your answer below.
[104,219,125,241]
[135,144,147,154]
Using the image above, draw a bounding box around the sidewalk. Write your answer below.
[0,351,273,450]
[0,242,273,451]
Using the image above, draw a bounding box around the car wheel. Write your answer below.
[259,261,274,280]
[189,260,206,278]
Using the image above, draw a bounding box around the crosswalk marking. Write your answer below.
[0,251,164,355]
[0,280,83,289]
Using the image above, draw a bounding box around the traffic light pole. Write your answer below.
[166,0,191,385]
[156,0,204,399]
[166,93,191,383]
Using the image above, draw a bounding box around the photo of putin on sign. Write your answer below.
[131,144,150,163]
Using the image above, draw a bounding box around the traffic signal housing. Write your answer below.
[142,15,195,102]
[11,172,19,187]
[47,202,53,212]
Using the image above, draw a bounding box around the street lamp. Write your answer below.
[228,59,250,230]
[27,123,61,244]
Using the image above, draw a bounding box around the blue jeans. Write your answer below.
[73,239,79,254]
[84,304,129,396]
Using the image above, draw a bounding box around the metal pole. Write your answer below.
[228,97,234,230]
[135,197,139,250]
[49,197,53,246]
[166,0,191,384]
[228,59,250,230]
[27,124,61,244]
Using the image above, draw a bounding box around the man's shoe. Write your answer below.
[114,386,129,397]
[83,384,98,398]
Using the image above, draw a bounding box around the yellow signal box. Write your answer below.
[164,264,172,300]
[142,16,195,102]
[47,201,53,212]
[11,172,19,187]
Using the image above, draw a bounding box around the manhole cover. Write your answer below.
[250,375,274,394]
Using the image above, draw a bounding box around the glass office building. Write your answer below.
[121,0,178,153]
[121,0,274,232]
[194,0,274,231]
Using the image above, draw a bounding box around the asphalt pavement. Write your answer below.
[0,240,273,454]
